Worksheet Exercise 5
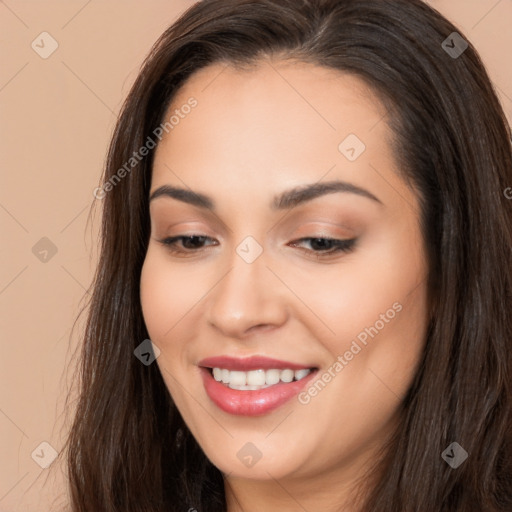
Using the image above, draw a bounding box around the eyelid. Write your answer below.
[156,233,357,260]
[290,217,357,235]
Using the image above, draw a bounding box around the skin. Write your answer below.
[140,58,430,511]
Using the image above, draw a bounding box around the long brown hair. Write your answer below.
[63,0,512,510]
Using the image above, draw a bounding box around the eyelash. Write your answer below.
[157,235,356,259]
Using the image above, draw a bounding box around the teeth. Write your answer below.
[211,367,312,389]
[294,369,310,381]
[280,369,294,383]
[247,369,266,386]
[229,371,246,386]
[212,368,222,381]
[266,369,280,385]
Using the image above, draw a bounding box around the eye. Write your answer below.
[157,235,357,259]
[288,237,357,259]
[158,235,217,255]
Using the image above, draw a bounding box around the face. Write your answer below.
[140,59,429,491]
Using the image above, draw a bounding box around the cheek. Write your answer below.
[296,254,423,353]
[140,249,203,341]
[303,229,427,387]
[139,251,200,408]
[140,256,172,340]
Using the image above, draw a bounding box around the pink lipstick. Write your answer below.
[199,356,317,416]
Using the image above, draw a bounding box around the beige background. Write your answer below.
[1,1,511,510]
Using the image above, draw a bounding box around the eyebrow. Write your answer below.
[149,180,383,211]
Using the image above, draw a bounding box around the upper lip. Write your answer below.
[198,355,315,371]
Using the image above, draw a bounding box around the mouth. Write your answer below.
[198,356,318,416]
[207,366,314,390]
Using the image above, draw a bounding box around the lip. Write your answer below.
[199,364,318,416]
[198,355,314,371]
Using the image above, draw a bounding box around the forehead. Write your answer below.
[150,59,407,213]
[170,59,386,133]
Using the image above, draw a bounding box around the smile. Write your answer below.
[198,356,318,416]
[211,367,312,390]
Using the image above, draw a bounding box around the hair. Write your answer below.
[62,0,512,510]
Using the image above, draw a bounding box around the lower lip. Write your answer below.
[200,367,317,416]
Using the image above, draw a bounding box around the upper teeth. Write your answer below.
[212,368,311,390]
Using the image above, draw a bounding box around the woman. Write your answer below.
[64,0,512,510]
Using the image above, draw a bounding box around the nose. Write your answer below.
[205,248,289,339]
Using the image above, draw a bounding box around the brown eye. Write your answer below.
[289,237,357,257]
[158,235,217,254]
